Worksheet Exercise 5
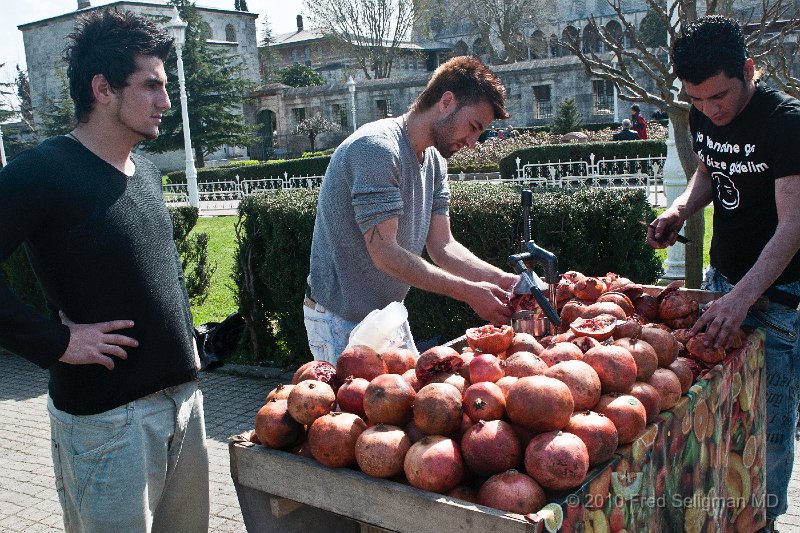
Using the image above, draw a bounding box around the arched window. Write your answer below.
[549,34,559,57]
[604,20,623,48]
[530,30,547,59]
[225,24,236,42]
[561,26,579,55]
[581,25,601,54]
[452,40,468,57]
[472,37,488,57]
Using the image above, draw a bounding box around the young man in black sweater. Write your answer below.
[0,9,209,531]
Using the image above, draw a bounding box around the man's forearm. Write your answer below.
[428,239,512,287]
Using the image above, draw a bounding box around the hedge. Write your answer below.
[499,139,667,179]
[165,155,332,184]
[235,183,662,368]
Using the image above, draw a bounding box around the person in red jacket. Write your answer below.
[630,104,648,140]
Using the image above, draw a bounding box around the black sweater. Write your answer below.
[0,137,198,415]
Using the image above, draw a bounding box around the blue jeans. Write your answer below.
[303,300,418,364]
[48,381,209,532]
[702,266,800,519]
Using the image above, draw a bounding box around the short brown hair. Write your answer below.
[410,56,510,120]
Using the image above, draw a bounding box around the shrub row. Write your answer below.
[165,156,332,184]
[235,183,662,368]
[499,139,667,178]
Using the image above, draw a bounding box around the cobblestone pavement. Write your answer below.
[1,349,798,532]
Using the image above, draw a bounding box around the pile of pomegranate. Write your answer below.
[250,271,746,518]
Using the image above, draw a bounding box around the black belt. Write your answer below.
[764,286,800,310]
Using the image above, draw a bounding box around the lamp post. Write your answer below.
[346,76,357,132]
[166,7,199,208]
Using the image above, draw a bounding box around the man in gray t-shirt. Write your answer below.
[304,56,519,363]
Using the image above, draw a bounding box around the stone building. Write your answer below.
[18,0,259,170]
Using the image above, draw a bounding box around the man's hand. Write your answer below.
[646,208,684,249]
[58,311,138,370]
[466,281,513,326]
[689,293,748,350]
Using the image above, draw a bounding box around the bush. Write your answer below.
[499,139,667,179]
[235,184,662,367]
[552,98,583,134]
[165,155,332,184]
[1,207,214,314]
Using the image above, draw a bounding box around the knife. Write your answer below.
[640,220,689,244]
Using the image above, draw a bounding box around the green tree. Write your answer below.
[295,113,338,151]
[276,64,325,87]
[551,98,583,134]
[234,0,248,10]
[639,10,667,48]
[38,69,76,137]
[15,66,33,127]
[146,0,257,167]
[258,15,279,83]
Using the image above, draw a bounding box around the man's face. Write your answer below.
[683,70,752,127]
[112,55,171,141]
[431,99,495,158]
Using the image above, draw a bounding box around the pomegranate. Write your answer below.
[446,486,479,504]
[266,383,294,402]
[685,334,727,365]
[336,345,387,381]
[614,337,658,381]
[403,436,464,493]
[564,411,619,467]
[413,383,463,436]
[506,375,574,432]
[539,342,584,366]
[469,353,505,383]
[382,347,417,374]
[495,376,518,399]
[509,332,544,356]
[668,357,696,394]
[292,360,339,390]
[461,420,522,476]
[354,424,411,478]
[595,394,647,444]
[415,346,463,383]
[612,318,642,340]
[401,368,423,392]
[466,324,514,354]
[545,360,602,411]
[573,276,605,301]
[477,470,546,515]
[426,371,468,395]
[254,399,304,450]
[463,382,506,422]
[571,335,602,353]
[629,381,662,423]
[583,301,628,322]
[646,368,682,410]
[560,300,587,328]
[511,423,536,449]
[658,283,699,329]
[639,327,680,367]
[363,373,416,426]
[503,351,548,377]
[336,376,369,418]
[308,411,367,468]
[582,344,637,394]
[633,293,660,321]
[404,418,425,444]
[524,431,589,491]
[569,314,618,341]
[457,351,474,380]
[596,292,635,316]
[287,380,336,425]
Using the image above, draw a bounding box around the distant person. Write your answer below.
[0,9,209,531]
[612,119,640,141]
[630,104,648,139]
[304,56,518,363]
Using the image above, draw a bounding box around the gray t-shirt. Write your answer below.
[307,117,450,322]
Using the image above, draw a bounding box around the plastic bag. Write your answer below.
[346,301,410,354]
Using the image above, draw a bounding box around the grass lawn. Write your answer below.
[654,205,714,271]
[189,215,240,326]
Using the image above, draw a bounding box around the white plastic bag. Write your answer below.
[347,301,409,354]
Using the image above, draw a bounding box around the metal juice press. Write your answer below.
[507,189,561,336]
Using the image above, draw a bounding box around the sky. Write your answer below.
[0,0,304,103]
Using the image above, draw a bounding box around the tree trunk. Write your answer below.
[667,107,705,288]
[195,146,205,168]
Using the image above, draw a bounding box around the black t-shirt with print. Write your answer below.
[690,83,800,285]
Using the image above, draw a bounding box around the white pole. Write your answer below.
[662,0,686,279]
[347,76,357,131]
[175,40,199,208]
[0,125,7,167]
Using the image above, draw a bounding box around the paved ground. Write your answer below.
[1,349,798,532]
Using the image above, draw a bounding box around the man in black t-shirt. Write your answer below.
[648,16,800,530]
[0,10,209,531]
